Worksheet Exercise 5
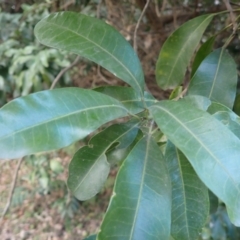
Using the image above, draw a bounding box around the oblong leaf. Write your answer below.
[0,88,128,159]
[165,141,209,240]
[98,135,171,240]
[67,121,139,200]
[156,14,213,90]
[208,102,240,139]
[188,48,238,109]
[150,100,240,226]
[34,12,145,95]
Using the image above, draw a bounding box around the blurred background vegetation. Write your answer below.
[0,0,240,239]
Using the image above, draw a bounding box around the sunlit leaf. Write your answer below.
[98,135,171,239]
[188,48,238,109]
[156,14,213,90]
[165,141,209,239]
[150,100,240,226]
[0,88,128,159]
[35,12,145,95]
[67,121,139,200]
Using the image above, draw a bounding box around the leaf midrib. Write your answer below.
[39,19,143,95]
[175,147,191,239]
[129,136,150,239]
[152,105,240,193]
[1,104,127,141]
[208,48,224,99]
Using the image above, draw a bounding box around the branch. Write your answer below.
[1,157,24,220]
[134,0,151,52]
[223,0,238,34]
[50,56,80,90]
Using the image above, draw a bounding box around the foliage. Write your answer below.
[0,10,240,240]
[0,2,71,106]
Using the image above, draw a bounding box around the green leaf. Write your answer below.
[0,88,128,159]
[95,86,157,114]
[181,95,211,111]
[67,121,139,200]
[191,36,215,77]
[208,102,240,139]
[106,129,143,164]
[150,100,240,226]
[188,48,238,109]
[34,12,145,95]
[98,135,171,240]
[165,141,209,240]
[84,235,97,240]
[156,14,213,90]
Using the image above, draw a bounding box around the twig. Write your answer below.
[133,0,151,52]
[50,56,80,90]
[60,0,75,10]
[154,0,161,17]
[161,0,168,13]
[97,0,102,19]
[174,87,188,101]
[223,0,238,34]
[230,1,240,7]
[97,65,113,84]
[0,157,24,220]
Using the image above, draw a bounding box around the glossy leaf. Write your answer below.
[0,88,128,159]
[165,141,209,240]
[150,100,240,226]
[208,102,240,139]
[35,12,145,95]
[67,121,139,200]
[188,48,238,109]
[191,36,215,77]
[156,14,213,90]
[95,86,157,114]
[98,135,171,240]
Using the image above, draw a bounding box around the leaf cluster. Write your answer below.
[1,10,240,240]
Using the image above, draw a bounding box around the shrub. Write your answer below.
[0,11,240,240]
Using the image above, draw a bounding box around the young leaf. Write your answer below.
[165,142,209,240]
[150,100,240,226]
[156,14,213,90]
[188,48,238,109]
[98,135,171,240]
[67,121,139,201]
[34,12,145,95]
[191,36,215,77]
[95,86,157,114]
[208,102,240,139]
[0,88,128,159]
